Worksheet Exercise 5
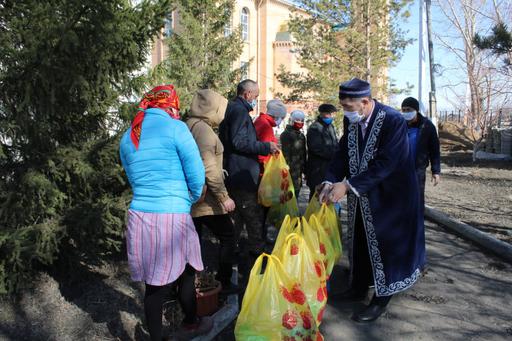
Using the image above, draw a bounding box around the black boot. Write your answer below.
[329,287,367,302]
[351,294,391,323]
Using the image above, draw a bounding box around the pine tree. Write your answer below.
[151,0,245,110]
[276,0,413,104]
[0,0,170,294]
[474,22,512,69]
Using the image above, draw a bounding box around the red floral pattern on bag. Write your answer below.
[301,311,313,330]
[317,307,325,322]
[316,287,325,302]
[290,244,299,255]
[291,284,306,305]
[282,310,298,330]
[281,286,294,303]
[282,336,296,341]
[319,243,326,255]
[314,261,323,278]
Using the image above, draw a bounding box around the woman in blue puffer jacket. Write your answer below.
[119,85,211,341]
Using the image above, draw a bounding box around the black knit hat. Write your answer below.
[401,97,420,112]
[318,103,337,114]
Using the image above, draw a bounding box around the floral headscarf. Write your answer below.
[130,85,180,149]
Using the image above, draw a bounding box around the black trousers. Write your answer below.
[144,264,197,341]
[193,214,235,286]
[352,204,392,307]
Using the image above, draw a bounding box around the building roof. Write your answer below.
[275,31,292,41]
[269,0,308,14]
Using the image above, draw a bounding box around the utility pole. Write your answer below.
[425,0,438,125]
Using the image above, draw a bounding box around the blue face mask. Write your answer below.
[402,111,417,121]
[275,117,283,126]
[322,117,334,125]
[250,99,258,108]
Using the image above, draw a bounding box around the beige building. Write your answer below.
[151,0,308,114]
[150,0,389,116]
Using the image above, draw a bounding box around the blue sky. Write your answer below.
[389,0,458,110]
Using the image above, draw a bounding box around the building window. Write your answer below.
[224,20,231,37]
[164,13,173,37]
[224,8,232,37]
[241,8,249,41]
[241,61,249,80]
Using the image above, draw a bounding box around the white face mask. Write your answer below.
[402,111,417,121]
[344,111,364,123]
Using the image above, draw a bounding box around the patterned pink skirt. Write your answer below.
[126,210,204,286]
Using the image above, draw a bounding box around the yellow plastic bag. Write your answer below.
[266,196,299,227]
[258,153,295,207]
[272,216,319,257]
[304,193,322,220]
[310,204,342,263]
[277,233,328,327]
[308,215,337,278]
[272,215,299,255]
[235,253,322,341]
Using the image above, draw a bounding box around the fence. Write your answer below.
[438,108,512,129]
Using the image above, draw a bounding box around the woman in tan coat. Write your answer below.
[187,89,238,294]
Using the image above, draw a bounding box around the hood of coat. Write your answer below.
[188,89,228,127]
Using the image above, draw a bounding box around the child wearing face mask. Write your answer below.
[254,99,288,175]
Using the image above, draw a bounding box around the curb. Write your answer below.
[191,269,239,341]
[425,205,512,263]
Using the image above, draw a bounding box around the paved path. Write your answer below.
[320,202,512,341]
[217,188,512,341]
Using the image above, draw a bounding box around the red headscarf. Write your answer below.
[130,85,180,149]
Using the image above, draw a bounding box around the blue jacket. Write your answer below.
[119,108,205,213]
[219,97,270,192]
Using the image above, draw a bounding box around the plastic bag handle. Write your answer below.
[249,253,282,279]
[283,232,302,245]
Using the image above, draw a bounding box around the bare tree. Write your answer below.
[434,0,512,132]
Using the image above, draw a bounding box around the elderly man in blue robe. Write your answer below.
[318,78,426,323]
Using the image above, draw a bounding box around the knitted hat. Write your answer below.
[290,110,306,122]
[401,97,420,112]
[318,103,337,114]
[339,78,371,99]
[266,99,287,118]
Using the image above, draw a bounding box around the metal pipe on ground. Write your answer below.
[425,205,512,263]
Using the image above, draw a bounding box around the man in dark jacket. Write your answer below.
[401,97,441,210]
[306,104,338,200]
[219,79,279,268]
[280,110,307,196]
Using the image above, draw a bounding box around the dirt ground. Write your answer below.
[426,122,512,244]
[2,188,511,341]
[1,122,511,340]
[322,218,512,341]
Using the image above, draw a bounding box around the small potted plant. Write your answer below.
[163,269,222,330]
[195,269,222,316]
